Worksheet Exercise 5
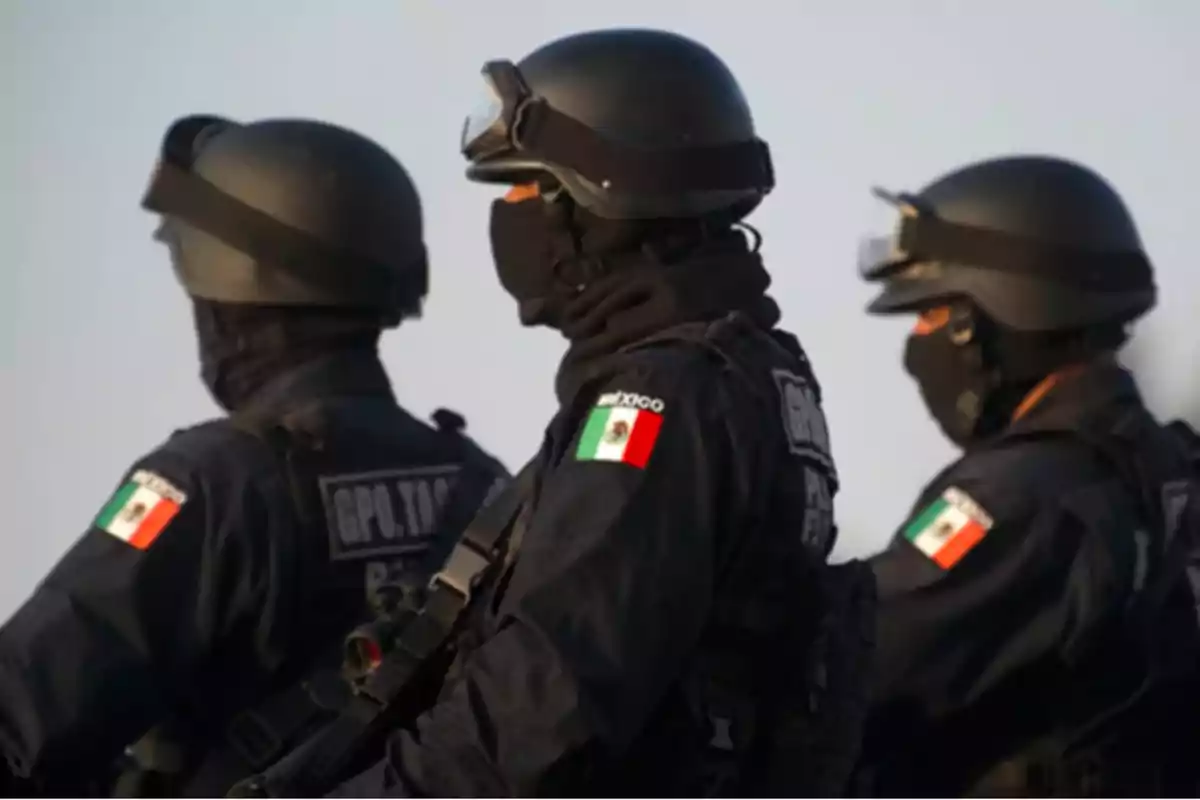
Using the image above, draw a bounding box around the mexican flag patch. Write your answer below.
[576,402,664,469]
[903,486,994,570]
[94,469,187,550]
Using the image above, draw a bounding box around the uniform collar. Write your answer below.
[552,245,781,405]
[239,350,396,418]
[1003,355,1144,440]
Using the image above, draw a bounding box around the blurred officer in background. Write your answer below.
[852,154,1200,797]
[0,115,509,796]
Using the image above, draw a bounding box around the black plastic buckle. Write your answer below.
[429,540,491,602]
[225,711,285,770]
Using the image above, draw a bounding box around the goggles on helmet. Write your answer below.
[856,186,1150,292]
[459,59,775,196]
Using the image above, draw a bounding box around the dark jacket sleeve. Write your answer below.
[336,351,741,797]
[867,464,1142,719]
[0,429,276,785]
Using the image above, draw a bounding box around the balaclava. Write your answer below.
[902,301,1126,446]
[192,298,381,412]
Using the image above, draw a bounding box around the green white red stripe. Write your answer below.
[576,405,663,468]
[94,469,186,550]
[903,486,993,570]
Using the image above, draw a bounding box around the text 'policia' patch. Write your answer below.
[575,391,665,468]
[95,469,187,550]
[903,486,994,570]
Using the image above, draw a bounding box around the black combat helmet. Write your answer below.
[459,28,775,220]
[858,155,1157,332]
[142,116,428,327]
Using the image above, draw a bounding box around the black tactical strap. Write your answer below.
[221,669,352,772]
[414,409,509,584]
[619,313,866,796]
[229,461,538,797]
[229,406,323,528]
[679,317,779,795]
[1060,413,1200,771]
[233,315,832,797]
[1006,406,1197,639]
[1071,409,1197,640]
[969,409,1200,795]
[207,408,513,795]
[213,407,350,777]
[761,560,876,797]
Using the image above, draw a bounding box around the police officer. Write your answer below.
[851,155,1200,796]
[0,116,510,795]
[325,27,859,797]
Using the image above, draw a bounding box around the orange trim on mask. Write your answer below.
[504,183,540,204]
[913,305,952,335]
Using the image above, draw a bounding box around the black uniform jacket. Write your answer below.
[0,353,508,791]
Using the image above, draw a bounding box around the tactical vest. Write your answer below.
[110,398,503,798]
[226,312,876,798]
[921,409,1200,797]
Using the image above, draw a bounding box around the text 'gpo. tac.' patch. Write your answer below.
[575,390,665,469]
[903,486,994,570]
[94,469,187,550]
[320,464,462,561]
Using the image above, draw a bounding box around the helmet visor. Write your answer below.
[856,187,922,280]
[460,79,504,156]
[459,60,532,163]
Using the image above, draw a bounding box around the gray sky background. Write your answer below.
[3,1,1197,617]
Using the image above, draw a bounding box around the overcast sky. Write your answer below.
[4,0,1197,616]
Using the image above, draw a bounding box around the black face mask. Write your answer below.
[191,298,244,409]
[903,328,992,447]
[488,198,581,327]
[191,299,380,412]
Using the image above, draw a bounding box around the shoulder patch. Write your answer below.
[94,469,187,550]
[771,368,834,471]
[903,486,994,570]
[576,390,665,469]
